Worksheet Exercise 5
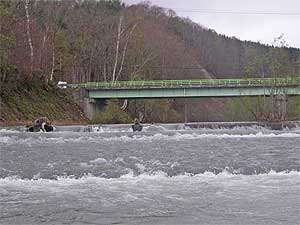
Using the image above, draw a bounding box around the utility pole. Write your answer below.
[298,56,300,120]
[184,100,188,123]
[261,68,266,110]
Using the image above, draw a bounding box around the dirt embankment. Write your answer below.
[0,83,88,126]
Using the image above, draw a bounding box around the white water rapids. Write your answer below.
[0,124,299,224]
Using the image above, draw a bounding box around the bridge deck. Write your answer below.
[69,77,300,99]
[69,77,300,89]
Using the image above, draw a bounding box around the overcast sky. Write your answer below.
[123,0,300,48]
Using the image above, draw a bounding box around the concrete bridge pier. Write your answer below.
[184,100,188,123]
[272,94,288,120]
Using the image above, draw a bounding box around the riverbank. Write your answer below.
[0,82,88,126]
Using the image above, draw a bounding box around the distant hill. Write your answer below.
[125,3,300,79]
[1,0,299,123]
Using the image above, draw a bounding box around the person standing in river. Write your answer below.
[132,118,143,132]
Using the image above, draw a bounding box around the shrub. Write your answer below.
[92,100,132,124]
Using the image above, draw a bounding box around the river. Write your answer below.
[0,124,299,225]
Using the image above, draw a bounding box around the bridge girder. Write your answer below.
[88,86,300,99]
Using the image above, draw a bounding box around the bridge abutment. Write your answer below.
[83,98,107,120]
[83,98,96,120]
[72,88,106,120]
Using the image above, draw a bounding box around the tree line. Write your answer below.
[1,0,299,84]
[1,0,299,122]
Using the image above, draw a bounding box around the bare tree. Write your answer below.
[115,22,138,82]
[24,0,34,78]
[112,15,123,82]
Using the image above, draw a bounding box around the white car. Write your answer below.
[57,81,67,89]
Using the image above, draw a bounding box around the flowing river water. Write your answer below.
[0,124,299,225]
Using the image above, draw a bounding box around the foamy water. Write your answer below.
[0,124,299,224]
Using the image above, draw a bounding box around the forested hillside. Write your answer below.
[1,0,299,123]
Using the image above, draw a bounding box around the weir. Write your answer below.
[70,77,300,119]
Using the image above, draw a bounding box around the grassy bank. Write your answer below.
[0,82,88,126]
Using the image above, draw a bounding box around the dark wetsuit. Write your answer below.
[26,119,54,132]
[132,123,143,132]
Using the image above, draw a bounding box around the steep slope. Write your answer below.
[0,83,88,125]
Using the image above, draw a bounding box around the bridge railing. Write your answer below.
[68,76,300,89]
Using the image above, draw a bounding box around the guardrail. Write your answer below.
[68,76,300,89]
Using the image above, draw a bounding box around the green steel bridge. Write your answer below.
[70,77,300,99]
